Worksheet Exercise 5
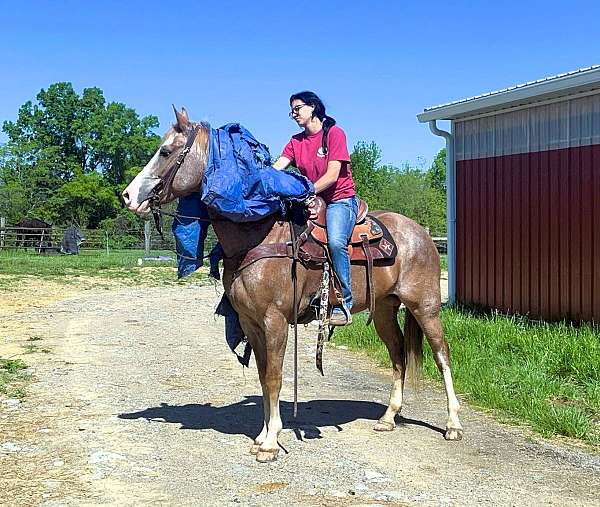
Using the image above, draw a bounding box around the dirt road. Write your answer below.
[1,279,598,506]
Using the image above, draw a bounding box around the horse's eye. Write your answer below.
[160,146,172,157]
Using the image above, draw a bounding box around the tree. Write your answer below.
[349,141,446,234]
[46,172,121,228]
[427,147,446,193]
[386,167,447,235]
[0,82,161,225]
[350,141,392,209]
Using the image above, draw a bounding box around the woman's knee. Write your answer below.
[327,235,348,253]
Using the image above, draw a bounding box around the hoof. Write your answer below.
[445,427,464,441]
[256,447,279,463]
[373,419,396,432]
[250,443,261,455]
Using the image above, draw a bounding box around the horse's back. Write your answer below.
[370,210,438,257]
[368,210,441,299]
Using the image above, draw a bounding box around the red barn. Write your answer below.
[418,66,600,323]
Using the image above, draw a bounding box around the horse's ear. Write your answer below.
[172,104,190,131]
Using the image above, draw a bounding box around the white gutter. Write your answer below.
[428,120,456,305]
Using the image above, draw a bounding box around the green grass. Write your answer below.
[0,249,210,287]
[0,249,175,275]
[0,358,29,399]
[439,254,448,271]
[333,308,600,446]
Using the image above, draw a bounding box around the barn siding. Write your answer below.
[455,144,600,322]
[453,92,600,322]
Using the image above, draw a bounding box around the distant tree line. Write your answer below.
[0,82,160,237]
[351,142,447,235]
[0,82,447,236]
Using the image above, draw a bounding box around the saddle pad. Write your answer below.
[349,215,397,263]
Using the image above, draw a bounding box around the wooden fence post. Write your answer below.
[0,217,5,250]
[144,221,151,257]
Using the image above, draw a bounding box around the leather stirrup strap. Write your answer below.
[362,234,376,325]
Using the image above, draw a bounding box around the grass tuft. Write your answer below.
[0,359,27,373]
[0,358,29,398]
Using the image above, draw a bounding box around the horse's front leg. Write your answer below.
[249,382,269,455]
[239,319,269,455]
[254,307,288,463]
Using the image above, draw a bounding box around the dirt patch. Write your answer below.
[1,278,598,506]
[0,276,79,315]
[256,482,288,493]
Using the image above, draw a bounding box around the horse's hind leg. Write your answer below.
[372,298,405,432]
[410,307,463,440]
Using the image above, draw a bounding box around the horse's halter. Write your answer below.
[149,123,202,237]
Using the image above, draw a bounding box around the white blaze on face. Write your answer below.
[122,132,177,214]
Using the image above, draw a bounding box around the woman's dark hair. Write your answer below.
[290,91,336,155]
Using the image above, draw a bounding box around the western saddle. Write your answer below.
[235,196,397,324]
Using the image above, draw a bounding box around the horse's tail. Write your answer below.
[404,309,423,389]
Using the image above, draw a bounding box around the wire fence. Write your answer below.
[0,219,218,257]
[0,217,446,256]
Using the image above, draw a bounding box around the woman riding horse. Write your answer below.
[273,91,357,326]
[121,107,463,463]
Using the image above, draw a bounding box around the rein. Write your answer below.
[289,219,300,418]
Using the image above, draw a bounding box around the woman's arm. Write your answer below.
[314,160,342,193]
[272,156,292,170]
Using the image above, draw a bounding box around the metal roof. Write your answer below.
[417,65,600,122]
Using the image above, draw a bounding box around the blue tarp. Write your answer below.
[171,192,210,279]
[201,123,314,222]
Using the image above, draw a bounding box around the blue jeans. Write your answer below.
[326,196,358,312]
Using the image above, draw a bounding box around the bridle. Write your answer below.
[148,123,210,237]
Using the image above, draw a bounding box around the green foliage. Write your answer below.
[350,141,392,209]
[386,166,447,235]
[0,82,160,226]
[350,142,446,235]
[0,358,27,374]
[0,358,28,398]
[46,172,121,227]
[334,309,600,446]
[99,210,146,248]
[427,147,446,193]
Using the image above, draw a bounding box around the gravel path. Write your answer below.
[1,281,598,506]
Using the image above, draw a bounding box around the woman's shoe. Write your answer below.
[330,307,352,326]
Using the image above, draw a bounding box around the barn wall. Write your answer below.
[454,92,600,322]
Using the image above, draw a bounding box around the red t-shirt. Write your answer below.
[282,125,356,203]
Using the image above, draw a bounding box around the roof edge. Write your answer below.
[417,65,600,122]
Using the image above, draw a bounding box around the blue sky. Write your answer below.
[1,1,599,168]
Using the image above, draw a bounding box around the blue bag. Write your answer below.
[201,123,314,221]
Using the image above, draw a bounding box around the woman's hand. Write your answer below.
[314,160,342,193]
[272,156,291,170]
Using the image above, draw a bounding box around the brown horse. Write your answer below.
[15,218,53,252]
[122,108,463,462]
